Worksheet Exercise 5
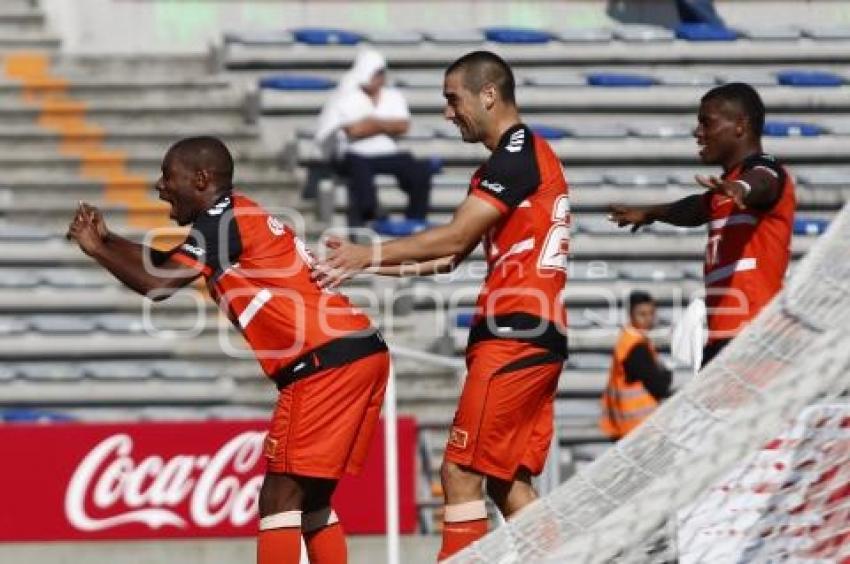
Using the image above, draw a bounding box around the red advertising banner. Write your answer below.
[0,418,417,541]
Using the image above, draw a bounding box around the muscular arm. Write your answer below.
[610,194,709,232]
[87,233,200,300]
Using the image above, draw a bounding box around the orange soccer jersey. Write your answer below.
[445,124,569,479]
[169,192,373,377]
[702,153,795,341]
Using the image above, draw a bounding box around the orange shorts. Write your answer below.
[263,350,390,478]
[445,340,564,480]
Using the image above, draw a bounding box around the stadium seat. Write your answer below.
[292,28,363,45]
[762,121,825,137]
[630,122,693,138]
[0,223,51,241]
[793,218,830,235]
[567,123,630,139]
[614,25,674,42]
[433,123,462,139]
[524,72,585,87]
[605,170,670,187]
[555,28,614,43]
[0,364,16,381]
[259,75,336,91]
[586,73,657,87]
[740,26,801,41]
[1,408,74,423]
[95,314,147,334]
[775,70,845,87]
[656,71,717,87]
[566,311,595,330]
[565,171,605,186]
[570,261,618,282]
[223,30,294,46]
[675,23,739,41]
[40,269,109,288]
[718,71,778,86]
[530,124,571,140]
[425,29,484,44]
[404,125,437,141]
[483,27,552,44]
[372,218,432,237]
[0,270,39,288]
[393,74,443,88]
[803,25,850,40]
[682,263,705,280]
[650,223,705,236]
[364,30,424,45]
[17,363,85,381]
[578,216,625,235]
[569,353,612,371]
[0,317,28,336]
[619,263,686,282]
[796,169,848,187]
[455,312,474,328]
[28,315,97,334]
[153,362,220,381]
[83,362,154,380]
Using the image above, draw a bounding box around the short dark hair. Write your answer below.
[628,290,655,312]
[166,136,234,191]
[445,50,516,105]
[701,82,765,137]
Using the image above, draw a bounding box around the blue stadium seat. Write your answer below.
[455,312,475,328]
[292,28,362,46]
[762,121,825,137]
[776,70,845,87]
[2,408,74,423]
[483,27,552,44]
[372,218,432,237]
[793,218,830,235]
[530,124,571,140]
[675,23,739,41]
[428,156,444,175]
[224,30,294,46]
[259,75,336,91]
[586,73,657,87]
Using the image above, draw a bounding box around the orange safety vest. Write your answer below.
[599,327,660,440]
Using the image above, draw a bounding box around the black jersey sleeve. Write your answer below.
[739,152,787,211]
[172,195,242,278]
[470,125,541,212]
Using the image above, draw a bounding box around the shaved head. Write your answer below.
[445,50,516,105]
[165,136,234,192]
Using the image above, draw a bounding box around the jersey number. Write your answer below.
[539,195,570,271]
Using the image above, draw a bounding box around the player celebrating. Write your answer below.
[66,136,389,564]
[610,83,795,366]
[314,51,570,560]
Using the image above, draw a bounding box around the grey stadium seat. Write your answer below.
[741,26,802,41]
[18,362,85,381]
[96,314,147,334]
[524,72,586,87]
[555,28,614,44]
[614,24,675,43]
[0,270,39,288]
[567,123,629,139]
[656,71,717,87]
[578,215,624,235]
[565,170,605,186]
[40,269,110,288]
[364,30,424,45]
[153,361,220,381]
[803,25,850,40]
[682,263,704,280]
[28,314,97,334]
[0,317,29,335]
[83,362,154,380]
[797,169,849,188]
[224,30,294,46]
[0,223,51,241]
[619,263,686,282]
[0,364,16,381]
[393,74,443,88]
[630,122,693,138]
[605,170,670,187]
[569,353,612,371]
[425,29,484,44]
[570,261,619,282]
[650,222,705,236]
[717,70,778,86]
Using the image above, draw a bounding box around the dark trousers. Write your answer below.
[676,0,724,25]
[701,338,731,368]
[334,151,432,227]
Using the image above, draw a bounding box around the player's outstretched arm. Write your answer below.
[313,195,499,288]
[66,203,201,301]
[609,194,710,232]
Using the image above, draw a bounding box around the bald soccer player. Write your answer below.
[610,83,795,366]
[314,51,571,560]
[67,136,390,564]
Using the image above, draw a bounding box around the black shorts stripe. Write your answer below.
[493,350,564,377]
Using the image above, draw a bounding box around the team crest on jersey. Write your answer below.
[181,243,205,257]
[448,427,469,449]
[505,129,525,153]
[207,197,231,216]
[480,179,505,194]
[267,216,285,236]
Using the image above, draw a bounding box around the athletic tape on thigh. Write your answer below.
[444,500,487,523]
[260,510,302,530]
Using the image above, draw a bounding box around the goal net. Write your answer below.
[448,202,850,564]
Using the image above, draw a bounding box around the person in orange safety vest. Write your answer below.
[600,291,672,440]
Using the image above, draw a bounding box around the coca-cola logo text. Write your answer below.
[64,432,265,532]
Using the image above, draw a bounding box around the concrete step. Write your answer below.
[0,77,234,102]
[0,8,46,32]
[54,55,213,78]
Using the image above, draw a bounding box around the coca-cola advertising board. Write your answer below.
[0,418,417,541]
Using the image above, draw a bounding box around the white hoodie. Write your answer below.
[314,48,410,159]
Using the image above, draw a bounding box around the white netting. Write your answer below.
[448,202,850,564]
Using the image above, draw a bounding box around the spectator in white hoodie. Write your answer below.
[315,48,432,228]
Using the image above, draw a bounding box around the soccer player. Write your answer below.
[610,83,795,366]
[314,51,570,560]
[66,136,390,564]
[599,290,672,440]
